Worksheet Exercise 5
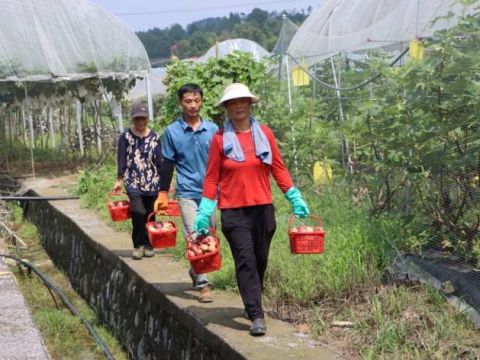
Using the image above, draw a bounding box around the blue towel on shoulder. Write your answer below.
[223,117,272,165]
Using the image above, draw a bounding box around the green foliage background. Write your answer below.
[136,8,310,59]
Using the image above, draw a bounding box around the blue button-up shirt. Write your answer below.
[161,118,219,199]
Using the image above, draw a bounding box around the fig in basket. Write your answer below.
[187,234,218,257]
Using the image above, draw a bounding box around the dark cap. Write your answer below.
[130,102,149,119]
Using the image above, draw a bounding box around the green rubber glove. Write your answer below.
[194,197,217,234]
[285,187,310,218]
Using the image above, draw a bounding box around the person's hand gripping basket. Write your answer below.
[288,215,325,254]
[145,212,177,249]
[106,192,131,222]
[186,230,222,274]
[154,191,181,217]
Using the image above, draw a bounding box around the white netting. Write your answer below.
[0,0,150,81]
[272,15,300,55]
[196,38,270,63]
[288,0,476,66]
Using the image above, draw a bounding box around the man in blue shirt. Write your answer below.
[156,83,218,303]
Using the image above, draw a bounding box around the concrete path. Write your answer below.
[0,239,50,360]
[24,176,343,359]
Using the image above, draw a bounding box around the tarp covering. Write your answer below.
[196,38,270,63]
[0,0,150,82]
[288,0,476,65]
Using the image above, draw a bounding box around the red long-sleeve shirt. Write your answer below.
[203,124,294,209]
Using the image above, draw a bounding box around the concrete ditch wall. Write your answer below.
[23,190,240,360]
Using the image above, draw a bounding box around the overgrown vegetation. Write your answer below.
[155,5,480,265]
[5,202,127,360]
[74,161,479,359]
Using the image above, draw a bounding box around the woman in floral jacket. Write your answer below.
[113,102,162,260]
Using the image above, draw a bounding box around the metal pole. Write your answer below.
[21,106,27,145]
[23,83,35,177]
[330,57,351,173]
[48,106,55,149]
[111,98,124,133]
[146,73,154,120]
[285,54,293,113]
[285,54,299,183]
[95,100,102,155]
[75,100,84,156]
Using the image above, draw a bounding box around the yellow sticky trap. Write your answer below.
[409,39,424,61]
[292,66,310,87]
[313,161,333,185]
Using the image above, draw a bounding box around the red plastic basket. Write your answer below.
[146,213,177,249]
[107,192,131,222]
[157,199,181,217]
[288,215,325,254]
[186,231,222,274]
[165,200,181,216]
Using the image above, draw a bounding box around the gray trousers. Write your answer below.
[178,198,216,288]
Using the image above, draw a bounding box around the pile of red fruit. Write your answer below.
[147,221,175,233]
[186,234,219,259]
[290,225,324,233]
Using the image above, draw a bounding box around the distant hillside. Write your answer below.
[136,7,310,61]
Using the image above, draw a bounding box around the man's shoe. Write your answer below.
[249,318,266,336]
[132,246,144,260]
[143,246,155,258]
[198,285,213,303]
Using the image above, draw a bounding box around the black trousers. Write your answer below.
[128,193,156,248]
[221,204,276,320]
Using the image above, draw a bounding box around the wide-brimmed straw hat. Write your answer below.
[217,83,259,106]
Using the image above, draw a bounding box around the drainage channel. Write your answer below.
[0,174,50,359]
[0,174,123,359]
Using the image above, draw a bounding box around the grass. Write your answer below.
[322,284,480,359]
[5,202,127,360]
[73,163,480,359]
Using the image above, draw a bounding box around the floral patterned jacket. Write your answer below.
[117,129,162,196]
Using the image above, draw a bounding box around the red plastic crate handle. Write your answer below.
[288,214,323,231]
[107,191,129,203]
[147,211,177,224]
[186,228,218,243]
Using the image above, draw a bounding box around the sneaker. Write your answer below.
[249,318,266,336]
[143,246,155,258]
[132,246,144,260]
[198,285,213,303]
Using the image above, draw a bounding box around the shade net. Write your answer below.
[288,0,476,66]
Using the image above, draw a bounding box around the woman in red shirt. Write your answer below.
[194,83,309,336]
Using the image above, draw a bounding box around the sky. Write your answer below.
[89,0,319,31]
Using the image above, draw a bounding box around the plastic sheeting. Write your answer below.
[0,0,150,82]
[128,67,167,100]
[288,0,476,66]
[196,38,270,63]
